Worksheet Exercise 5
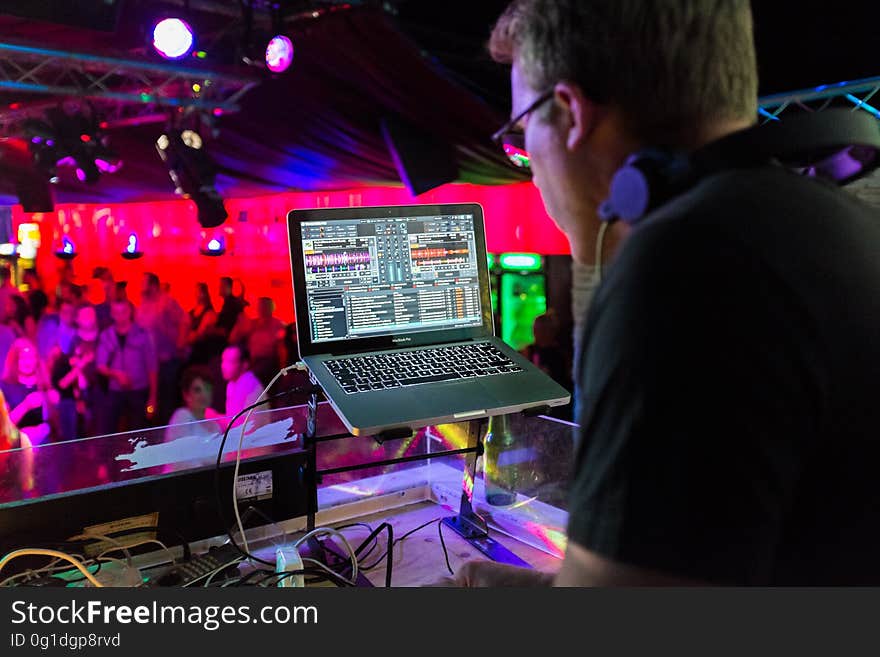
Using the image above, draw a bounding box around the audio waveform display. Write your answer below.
[306,251,371,267]
[410,248,470,260]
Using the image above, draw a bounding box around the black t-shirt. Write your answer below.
[115,330,127,352]
[216,296,244,336]
[569,165,880,585]
[50,354,75,400]
[0,381,42,429]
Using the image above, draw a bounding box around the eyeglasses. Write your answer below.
[491,89,554,169]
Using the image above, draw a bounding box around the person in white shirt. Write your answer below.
[165,366,222,442]
[221,345,264,428]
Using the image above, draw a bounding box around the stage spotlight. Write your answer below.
[54,237,77,260]
[153,18,194,59]
[265,35,293,73]
[23,104,121,185]
[156,129,228,228]
[121,233,144,260]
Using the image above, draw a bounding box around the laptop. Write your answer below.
[287,203,570,436]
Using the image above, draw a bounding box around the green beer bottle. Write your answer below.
[483,413,518,506]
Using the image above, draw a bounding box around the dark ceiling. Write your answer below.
[0,1,876,206]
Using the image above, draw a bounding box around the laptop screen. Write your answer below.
[300,213,484,344]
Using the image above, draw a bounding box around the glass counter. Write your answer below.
[0,403,577,563]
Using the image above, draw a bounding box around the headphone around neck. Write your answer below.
[598,109,880,227]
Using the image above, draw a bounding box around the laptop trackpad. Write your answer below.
[423,385,496,412]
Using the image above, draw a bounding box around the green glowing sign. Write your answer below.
[499,253,542,271]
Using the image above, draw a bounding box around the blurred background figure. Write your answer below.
[36,298,77,357]
[186,282,222,365]
[50,305,101,440]
[521,312,571,393]
[22,269,48,323]
[95,300,157,435]
[91,266,115,331]
[1,337,59,445]
[233,296,285,385]
[221,344,263,428]
[165,365,222,442]
[137,272,186,426]
[214,276,244,342]
[0,388,35,495]
[0,266,21,317]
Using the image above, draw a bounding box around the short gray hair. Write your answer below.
[490,0,758,145]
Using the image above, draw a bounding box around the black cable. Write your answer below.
[398,518,441,543]
[62,559,104,585]
[315,522,393,586]
[340,522,393,586]
[437,519,453,575]
[213,383,322,567]
[360,517,438,571]
[253,567,352,588]
[321,523,380,566]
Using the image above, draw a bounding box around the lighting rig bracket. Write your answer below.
[0,41,261,136]
[757,74,880,123]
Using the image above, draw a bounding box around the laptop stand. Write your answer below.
[299,372,532,584]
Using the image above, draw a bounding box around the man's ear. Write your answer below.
[553,81,600,152]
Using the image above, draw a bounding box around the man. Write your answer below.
[22,269,48,322]
[221,344,264,428]
[91,267,115,330]
[0,266,22,322]
[136,272,186,425]
[165,366,222,442]
[446,0,880,586]
[35,297,77,358]
[215,276,244,340]
[230,296,286,385]
[95,299,158,434]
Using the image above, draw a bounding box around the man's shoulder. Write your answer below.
[650,165,877,232]
[621,166,879,272]
[244,370,263,391]
[169,407,194,424]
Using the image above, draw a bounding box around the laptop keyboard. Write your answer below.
[325,342,524,394]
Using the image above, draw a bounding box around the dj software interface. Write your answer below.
[301,214,484,343]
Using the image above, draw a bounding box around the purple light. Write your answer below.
[152,18,194,60]
[75,168,86,182]
[56,156,75,166]
[31,136,42,144]
[95,158,121,174]
[46,139,54,147]
[265,35,293,73]
[62,238,74,255]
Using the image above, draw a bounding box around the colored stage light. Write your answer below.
[265,35,293,73]
[121,233,143,260]
[153,18,194,60]
[55,237,77,260]
[156,130,227,228]
[200,234,226,256]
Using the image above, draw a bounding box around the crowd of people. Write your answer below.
[0,264,298,446]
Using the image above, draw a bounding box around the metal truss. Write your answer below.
[0,41,261,136]
[758,75,880,123]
